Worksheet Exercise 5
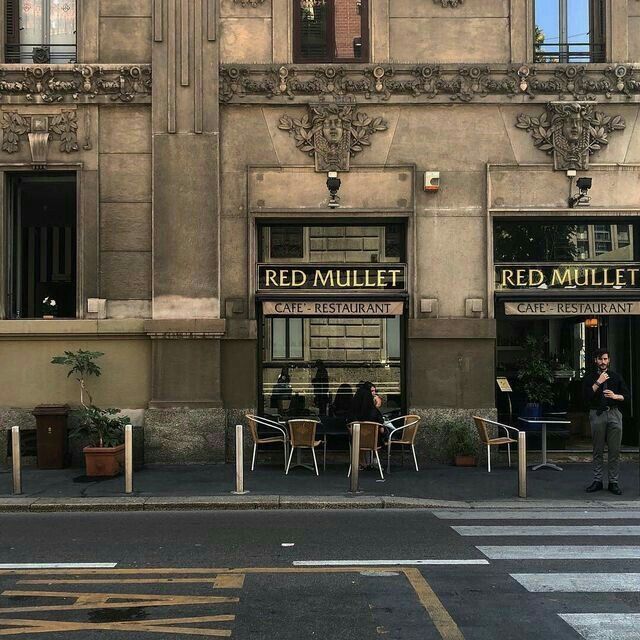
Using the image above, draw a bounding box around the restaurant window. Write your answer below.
[294,0,369,63]
[7,173,77,319]
[6,0,77,63]
[534,0,605,63]
[272,317,304,360]
[270,226,305,260]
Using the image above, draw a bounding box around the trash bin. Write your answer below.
[32,404,70,469]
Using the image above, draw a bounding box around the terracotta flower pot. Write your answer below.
[83,444,125,477]
[454,454,477,467]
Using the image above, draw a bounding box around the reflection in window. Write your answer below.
[295,0,368,63]
[534,0,605,63]
[270,227,304,259]
[272,318,304,360]
[494,222,636,263]
[6,0,77,63]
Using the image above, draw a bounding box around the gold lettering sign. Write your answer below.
[257,264,407,292]
[496,265,640,290]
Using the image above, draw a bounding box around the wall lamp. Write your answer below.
[327,171,341,208]
[568,176,592,208]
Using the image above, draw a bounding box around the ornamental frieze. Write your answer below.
[278,103,387,171]
[0,65,151,103]
[516,102,626,170]
[219,64,640,104]
[435,0,464,6]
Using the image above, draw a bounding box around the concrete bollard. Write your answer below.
[124,424,133,494]
[349,422,361,494]
[232,424,248,495]
[518,431,527,499]
[11,426,22,495]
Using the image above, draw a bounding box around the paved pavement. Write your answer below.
[0,459,638,511]
[1,508,640,638]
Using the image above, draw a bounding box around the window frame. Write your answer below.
[293,0,370,64]
[270,317,305,361]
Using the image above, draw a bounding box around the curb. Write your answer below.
[0,495,637,513]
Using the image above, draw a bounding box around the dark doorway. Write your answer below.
[7,172,77,318]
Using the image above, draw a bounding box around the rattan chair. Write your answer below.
[473,416,519,473]
[286,419,324,476]
[385,415,421,473]
[347,421,384,480]
[246,414,289,471]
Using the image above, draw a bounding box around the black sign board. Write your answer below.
[257,264,407,293]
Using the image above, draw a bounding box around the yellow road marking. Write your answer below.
[18,576,245,587]
[403,568,465,640]
[214,574,245,589]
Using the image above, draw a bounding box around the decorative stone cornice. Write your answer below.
[219,63,640,104]
[0,64,152,104]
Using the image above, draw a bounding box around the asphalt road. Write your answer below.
[0,509,639,639]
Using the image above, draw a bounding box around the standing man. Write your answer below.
[582,348,629,495]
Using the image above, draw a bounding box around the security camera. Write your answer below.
[326,171,341,209]
[569,175,592,208]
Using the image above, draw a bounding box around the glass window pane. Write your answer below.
[289,318,303,359]
[271,226,304,259]
[386,317,400,361]
[299,0,329,60]
[535,0,560,61]
[334,0,362,60]
[272,318,287,359]
[567,0,590,60]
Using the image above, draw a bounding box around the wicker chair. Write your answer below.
[286,419,324,476]
[473,416,519,473]
[347,421,384,480]
[246,414,289,471]
[385,415,421,473]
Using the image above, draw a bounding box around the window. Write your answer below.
[294,0,369,63]
[534,0,605,63]
[7,173,77,319]
[6,0,77,63]
[272,318,304,360]
[270,226,304,259]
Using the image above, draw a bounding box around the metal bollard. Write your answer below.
[349,422,361,494]
[124,424,133,494]
[518,431,527,499]
[11,426,22,495]
[232,424,248,495]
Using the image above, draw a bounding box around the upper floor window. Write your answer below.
[534,0,605,63]
[6,0,77,64]
[294,0,369,63]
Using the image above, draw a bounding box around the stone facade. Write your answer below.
[0,1,639,465]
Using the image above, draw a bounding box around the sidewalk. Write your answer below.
[0,460,638,511]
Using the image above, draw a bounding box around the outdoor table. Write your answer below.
[517,416,571,471]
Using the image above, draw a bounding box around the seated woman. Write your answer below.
[331,383,354,421]
[348,381,388,466]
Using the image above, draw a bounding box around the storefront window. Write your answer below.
[258,223,405,421]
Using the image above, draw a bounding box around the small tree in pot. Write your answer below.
[51,350,130,476]
[444,420,479,467]
[516,336,555,417]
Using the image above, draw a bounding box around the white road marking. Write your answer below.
[434,510,640,520]
[478,546,640,560]
[292,559,489,566]
[0,563,118,569]
[511,573,640,592]
[559,614,640,639]
[454,525,640,536]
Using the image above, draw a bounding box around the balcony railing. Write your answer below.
[534,42,605,64]
[5,43,77,64]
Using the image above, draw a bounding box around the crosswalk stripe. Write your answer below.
[453,525,640,536]
[478,546,640,560]
[559,614,640,639]
[292,560,489,566]
[434,510,640,520]
[511,573,640,592]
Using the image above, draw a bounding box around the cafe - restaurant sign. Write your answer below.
[257,264,407,293]
[505,301,640,316]
[496,263,640,290]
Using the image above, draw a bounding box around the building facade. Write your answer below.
[1,0,639,463]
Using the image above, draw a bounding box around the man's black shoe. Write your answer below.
[585,481,603,493]
[608,483,622,495]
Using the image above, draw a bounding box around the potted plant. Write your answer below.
[444,420,479,467]
[516,336,555,418]
[51,349,130,477]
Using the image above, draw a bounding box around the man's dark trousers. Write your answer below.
[589,407,623,483]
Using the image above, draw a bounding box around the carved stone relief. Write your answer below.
[278,103,387,171]
[1,110,81,167]
[516,102,626,170]
[434,0,464,6]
